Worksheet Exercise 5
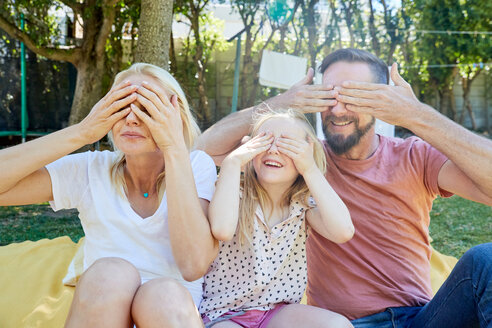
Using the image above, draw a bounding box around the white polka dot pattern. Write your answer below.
[199,198,311,321]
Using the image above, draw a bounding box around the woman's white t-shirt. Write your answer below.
[46,150,217,306]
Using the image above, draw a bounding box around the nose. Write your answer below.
[267,138,280,154]
[330,99,349,116]
[125,108,140,126]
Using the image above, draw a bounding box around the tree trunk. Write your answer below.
[169,29,178,75]
[240,29,255,109]
[368,0,380,57]
[191,15,211,124]
[135,0,174,69]
[460,79,477,129]
[68,60,106,125]
[303,0,319,69]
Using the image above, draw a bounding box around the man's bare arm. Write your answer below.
[195,68,337,166]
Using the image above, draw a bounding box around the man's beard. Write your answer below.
[323,115,375,155]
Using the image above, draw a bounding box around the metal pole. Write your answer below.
[20,13,27,143]
[231,34,242,113]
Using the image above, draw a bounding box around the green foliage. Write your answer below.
[455,0,492,79]
[266,0,296,25]
[1,0,66,48]
[415,0,462,90]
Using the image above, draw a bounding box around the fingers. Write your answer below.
[135,94,161,118]
[335,86,377,99]
[336,94,375,107]
[276,146,297,159]
[170,94,179,110]
[296,87,338,99]
[103,85,138,112]
[139,81,173,110]
[240,135,252,144]
[105,92,138,115]
[130,103,157,132]
[277,135,305,153]
[341,80,382,90]
[109,107,131,123]
[390,63,410,88]
[105,80,133,98]
[248,132,274,148]
[136,83,179,121]
[293,67,314,87]
[345,104,376,114]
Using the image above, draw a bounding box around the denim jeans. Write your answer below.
[351,243,492,328]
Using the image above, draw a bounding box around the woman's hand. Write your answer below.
[277,134,317,176]
[130,81,185,151]
[224,132,273,168]
[78,81,138,144]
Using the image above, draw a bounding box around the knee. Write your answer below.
[462,243,492,267]
[331,315,354,328]
[132,278,197,323]
[74,257,141,309]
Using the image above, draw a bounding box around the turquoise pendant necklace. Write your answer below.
[143,192,149,198]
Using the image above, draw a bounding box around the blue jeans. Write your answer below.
[351,243,492,328]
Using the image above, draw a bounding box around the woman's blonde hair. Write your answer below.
[238,108,327,245]
[108,63,201,198]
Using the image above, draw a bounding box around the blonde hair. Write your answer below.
[108,63,201,198]
[238,108,327,245]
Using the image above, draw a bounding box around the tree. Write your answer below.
[415,0,462,119]
[135,0,173,68]
[338,0,365,48]
[174,0,212,124]
[300,0,320,69]
[0,0,124,125]
[456,0,492,130]
[232,0,264,108]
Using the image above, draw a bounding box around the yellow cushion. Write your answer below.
[429,246,458,295]
[0,238,457,327]
[62,238,85,286]
[0,237,82,328]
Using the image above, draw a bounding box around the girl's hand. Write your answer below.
[79,81,138,144]
[130,81,185,151]
[277,134,317,176]
[224,132,273,168]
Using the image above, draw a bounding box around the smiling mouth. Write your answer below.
[264,161,283,168]
[331,121,352,126]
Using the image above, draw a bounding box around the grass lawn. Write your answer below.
[0,195,490,258]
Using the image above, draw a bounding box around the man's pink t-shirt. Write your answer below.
[306,135,452,320]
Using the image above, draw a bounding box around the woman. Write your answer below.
[0,63,218,327]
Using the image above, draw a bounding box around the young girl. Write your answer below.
[200,108,354,328]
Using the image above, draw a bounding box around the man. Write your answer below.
[196,48,492,327]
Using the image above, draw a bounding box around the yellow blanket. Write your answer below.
[0,237,458,328]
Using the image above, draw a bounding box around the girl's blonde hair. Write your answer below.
[238,108,327,245]
[108,63,201,198]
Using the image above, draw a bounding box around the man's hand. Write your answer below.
[335,63,426,128]
[267,68,339,113]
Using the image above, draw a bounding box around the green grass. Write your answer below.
[0,203,83,246]
[429,195,491,258]
[0,196,490,258]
